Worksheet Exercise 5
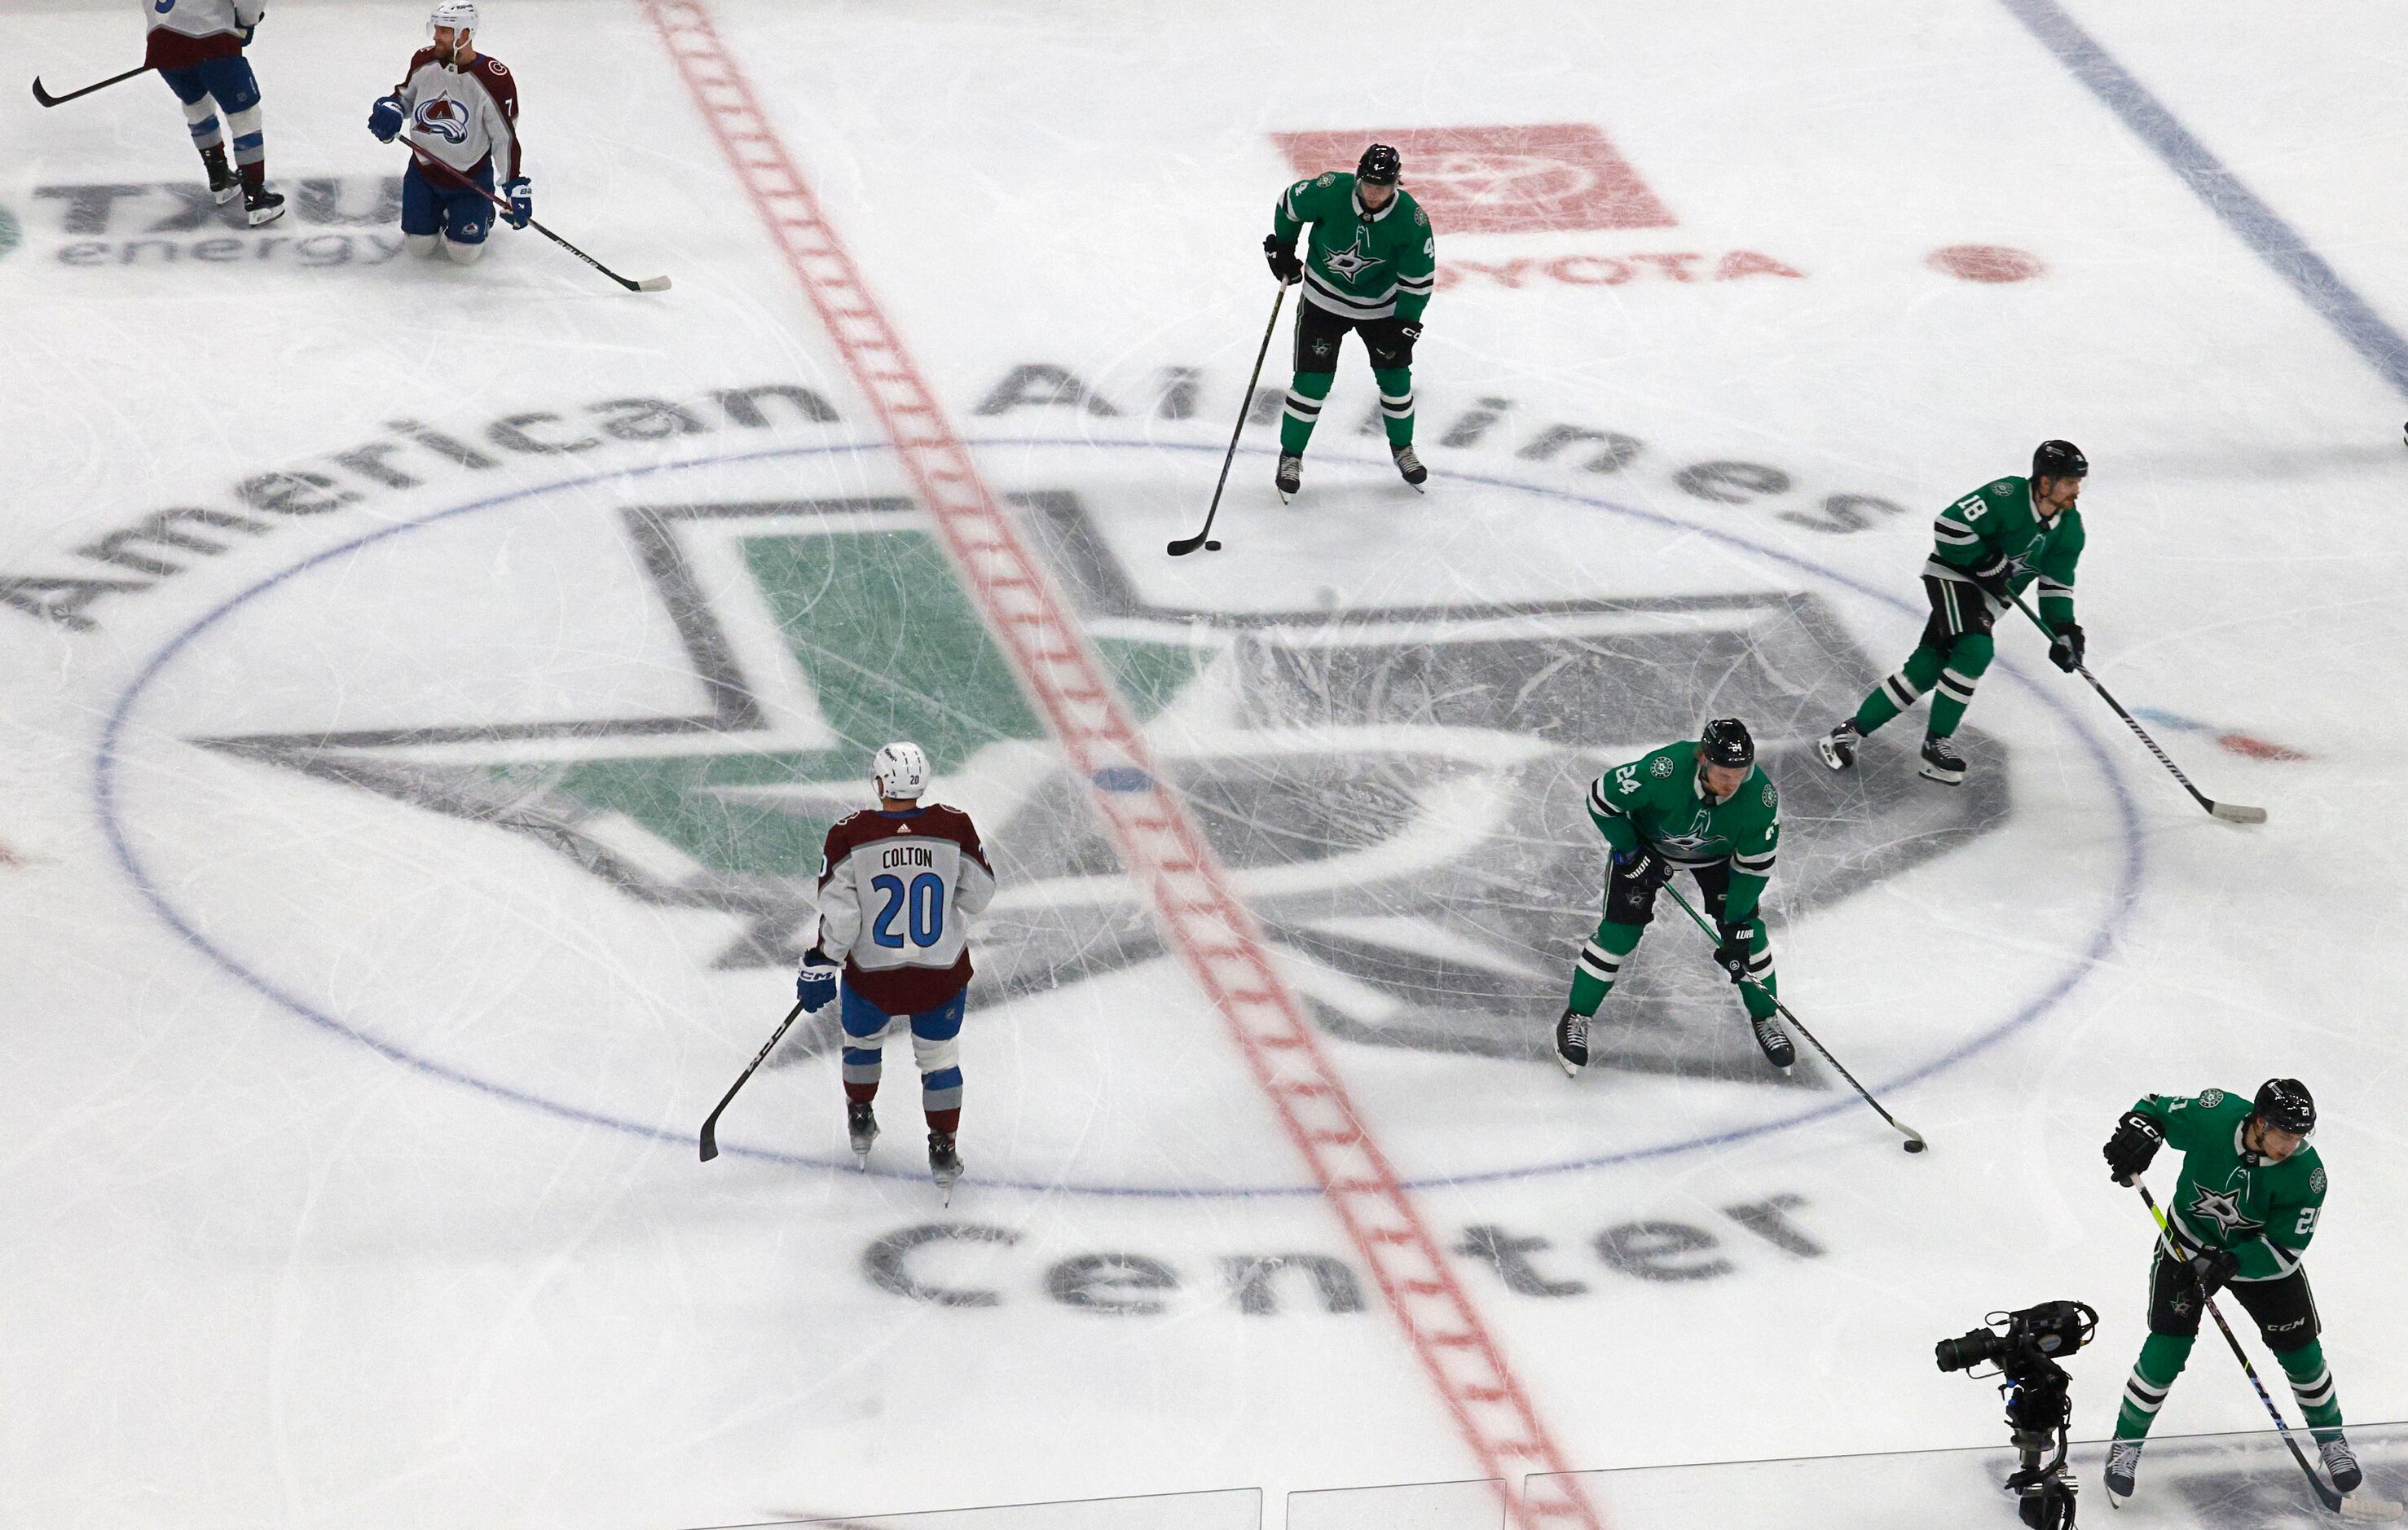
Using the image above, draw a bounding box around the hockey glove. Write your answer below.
[1611,845,1671,890]
[795,949,839,1013]
[1967,556,2011,605]
[2049,621,2085,673]
[1713,920,1756,986]
[2186,1246,2240,1301]
[503,176,534,230]
[1262,235,1303,285]
[369,95,406,143]
[1398,320,1423,345]
[2102,1108,2163,1183]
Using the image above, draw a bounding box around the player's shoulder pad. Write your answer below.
[1984,477,2021,502]
[1316,171,1338,187]
[1754,768,1778,808]
[475,54,519,108]
[407,44,442,71]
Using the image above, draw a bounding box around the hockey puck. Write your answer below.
[1205,539,1222,551]
[1904,1138,1927,1154]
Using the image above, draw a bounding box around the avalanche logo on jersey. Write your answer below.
[1323,229,1382,279]
[413,98,473,145]
[2188,1183,2264,1240]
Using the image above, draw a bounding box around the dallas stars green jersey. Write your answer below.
[1926,475,2085,629]
[1583,741,1781,922]
[1270,172,1437,323]
[2133,1088,2327,1282]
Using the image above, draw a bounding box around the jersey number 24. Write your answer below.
[870,873,946,948]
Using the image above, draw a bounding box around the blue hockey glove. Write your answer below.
[369,95,406,143]
[795,950,839,1013]
[503,176,533,229]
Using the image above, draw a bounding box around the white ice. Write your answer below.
[6,0,2408,1527]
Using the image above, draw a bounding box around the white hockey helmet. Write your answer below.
[429,2,478,37]
[872,741,930,802]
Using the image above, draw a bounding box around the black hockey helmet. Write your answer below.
[1700,717,1755,770]
[2032,439,2089,481]
[2252,1077,2316,1137]
[1358,143,1402,185]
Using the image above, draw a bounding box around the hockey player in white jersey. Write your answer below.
[143,0,284,226]
[367,2,530,264]
[795,743,996,1193]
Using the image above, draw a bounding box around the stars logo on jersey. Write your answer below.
[1649,756,1674,778]
[2188,1185,2264,1239]
[2310,1166,2327,1194]
[2200,1088,2225,1107]
[1322,229,1383,280]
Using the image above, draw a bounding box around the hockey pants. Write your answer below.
[1567,858,1777,1022]
[839,983,966,1133]
[1850,574,1997,740]
[2114,1247,2343,1442]
[1281,301,1415,455]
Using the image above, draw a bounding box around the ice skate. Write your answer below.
[1275,453,1302,500]
[201,145,239,206]
[928,1130,965,1201]
[2325,1435,2402,1519]
[1918,733,1966,785]
[1818,720,1860,772]
[847,1099,878,1167]
[1392,443,1427,489]
[1554,1007,1590,1076]
[1749,1011,1795,1073]
[2102,1439,2142,1503]
[242,181,286,229]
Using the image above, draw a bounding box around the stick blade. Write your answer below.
[31,77,58,106]
[698,1123,720,1162]
[1165,534,1210,557]
[2211,801,2268,824]
[635,275,672,292]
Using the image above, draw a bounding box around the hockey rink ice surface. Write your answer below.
[7,0,2408,1526]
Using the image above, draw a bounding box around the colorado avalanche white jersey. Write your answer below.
[391,48,522,180]
[813,803,995,1013]
[143,0,262,67]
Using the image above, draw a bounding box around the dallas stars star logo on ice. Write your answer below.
[2189,1185,2263,1238]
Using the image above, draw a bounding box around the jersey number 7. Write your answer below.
[871,873,947,948]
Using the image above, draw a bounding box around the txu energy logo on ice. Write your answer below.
[194,490,2003,1084]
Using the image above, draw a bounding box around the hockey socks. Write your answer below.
[2281,1340,2345,1437]
[1567,921,1639,1015]
[2115,1333,2193,1440]
[1851,634,1993,740]
[1280,372,1333,455]
[1373,366,1415,448]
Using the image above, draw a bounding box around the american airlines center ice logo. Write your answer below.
[1275,125,1678,235]
[191,490,2005,1085]
[0,204,20,261]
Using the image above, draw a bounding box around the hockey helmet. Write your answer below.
[2252,1077,2316,1137]
[872,741,931,802]
[2032,439,2089,481]
[1700,717,1755,771]
[1357,143,1402,185]
[429,2,479,36]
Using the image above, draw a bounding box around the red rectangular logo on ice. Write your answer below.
[1273,125,1677,235]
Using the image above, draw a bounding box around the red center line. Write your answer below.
[637,6,1605,1523]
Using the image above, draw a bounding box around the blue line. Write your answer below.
[1998,0,2408,402]
[95,437,2145,1198]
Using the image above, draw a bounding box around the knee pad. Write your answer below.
[442,236,490,265]
[1949,631,1996,675]
[912,1029,961,1075]
[406,232,443,258]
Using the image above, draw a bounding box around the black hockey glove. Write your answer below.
[2186,1246,2240,1301]
[1611,845,1671,889]
[1713,920,1756,986]
[1398,320,1423,345]
[2049,621,2085,673]
[1967,556,2011,604]
[1263,235,1304,285]
[2102,1109,2163,1183]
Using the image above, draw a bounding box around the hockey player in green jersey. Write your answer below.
[1817,440,2090,785]
[2099,1080,2396,1517]
[1555,719,1794,1077]
[1262,143,1437,497]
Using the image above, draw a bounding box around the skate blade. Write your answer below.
[852,1148,869,1171]
[211,186,240,206]
[1817,744,1851,772]
[246,204,286,228]
[1556,1054,1582,1078]
[1917,766,1965,786]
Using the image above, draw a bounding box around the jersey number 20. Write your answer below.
[870,873,946,949]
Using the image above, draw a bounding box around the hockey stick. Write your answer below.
[1659,878,1928,1152]
[403,144,671,292]
[1168,278,1289,556]
[2008,591,2265,824]
[698,999,807,1162]
[2129,1180,2343,1511]
[32,64,151,108]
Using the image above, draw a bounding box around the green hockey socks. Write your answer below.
[1373,366,1415,447]
[1280,371,1333,455]
[1851,635,1993,740]
[2115,1334,2344,1442]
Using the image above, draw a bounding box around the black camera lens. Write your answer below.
[1935,1327,1999,1373]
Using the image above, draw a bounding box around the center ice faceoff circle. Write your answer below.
[96,439,2142,1197]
